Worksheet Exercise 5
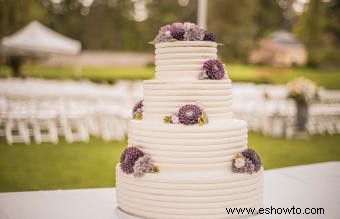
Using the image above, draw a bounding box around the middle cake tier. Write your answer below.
[143,80,233,122]
[128,119,247,173]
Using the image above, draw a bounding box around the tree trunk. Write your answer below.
[296,102,308,132]
[9,56,23,77]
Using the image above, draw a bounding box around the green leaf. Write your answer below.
[163,115,171,124]
[152,166,159,173]
[198,113,208,126]
[134,112,143,120]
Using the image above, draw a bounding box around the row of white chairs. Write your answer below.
[1,79,339,143]
[0,96,133,144]
[233,83,340,103]
[233,96,340,138]
[0,78,143,144]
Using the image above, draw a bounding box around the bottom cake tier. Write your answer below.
[116,166,263,219]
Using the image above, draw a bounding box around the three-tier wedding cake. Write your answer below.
[115,22,263,219]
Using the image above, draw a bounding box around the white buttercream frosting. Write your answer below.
[128,119,247,170]
[143,80,233,122]
[116,166,263,219]
[155,41,220,80]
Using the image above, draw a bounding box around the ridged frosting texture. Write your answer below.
[155,41,218,80]
[116,166,263,219]
[128,119,247,171]
[142,80,233,122]
[116,118,263,218]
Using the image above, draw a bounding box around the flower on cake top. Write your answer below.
[120,146,159,177]
[203,31,216,42]
[163,104,208,126]
[154,22,217,43]
[199,59,226,80]
[132,100,143,120]
[170,22,185,40]
[232,149,262,174]
[183,22,204,41]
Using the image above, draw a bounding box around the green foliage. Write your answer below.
[1,64,340,89]
[1,0,339,64]
[1,134,340,192]
[294,0,325,48]
[208,0,258,62]
[134,112,143,120]
[0,0,47,39]
[294,0,340,66]
[254,0,285,37]
[35,0,197,51]
[163,115,171,124]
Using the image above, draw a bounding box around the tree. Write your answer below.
[0,0,47,39]
[208,0,258,62]
[293,0,340,66]
[294,0,325,48]
[254,0,285,37]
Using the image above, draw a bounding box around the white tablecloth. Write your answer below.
[0,162,339,219]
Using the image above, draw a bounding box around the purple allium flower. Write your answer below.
[133,155,154,177]
[232,149,261,174]
[202,59,225,80]
[132,100,143,119]
[120,146,144,174]
[178,104,203,125]
[155,22,216,43]
[203,31,216,42]
[170,28,185,41]
[155,24,173,43]
[160,24,172,32]
[183,22,205,41]
[155,23,184,43]
[242,148,261,172]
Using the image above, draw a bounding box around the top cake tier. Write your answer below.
[153,22,224,81]
[155,41,219,80]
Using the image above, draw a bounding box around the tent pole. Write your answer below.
[197,0,207,29]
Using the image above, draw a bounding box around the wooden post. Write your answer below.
[197,0,207,29]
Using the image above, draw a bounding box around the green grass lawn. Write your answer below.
[0,138,126,192]
[1,133,339,193]
[1,64,340,89]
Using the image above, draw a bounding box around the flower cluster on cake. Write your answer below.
[163,104,208,126]
[154,22,216,43]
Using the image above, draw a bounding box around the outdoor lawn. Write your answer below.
[1,133,339,193]
[1,64,340,89]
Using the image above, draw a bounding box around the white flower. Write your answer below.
[198,70,208,80]
[165,30,171,37]
[133,155,153,177]
[171,114,179,124]
[287,77,318,103]
[183,22,196,30]
[234,157,246,168]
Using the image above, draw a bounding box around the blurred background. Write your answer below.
[0,0,339,192]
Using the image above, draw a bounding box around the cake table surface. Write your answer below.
[0,162,339,219]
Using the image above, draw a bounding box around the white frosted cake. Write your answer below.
[116,22,263,219]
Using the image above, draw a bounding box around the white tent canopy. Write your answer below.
[1,20,81,55]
